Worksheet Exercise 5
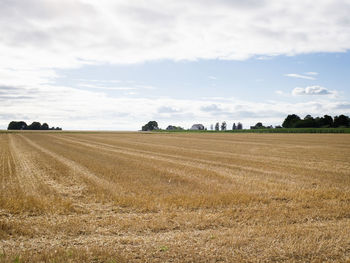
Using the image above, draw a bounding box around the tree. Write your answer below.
[221,121,227,131]
[7,121,27,130]
[237,122,243,130]
[7,120,62,130]
[334,115,350,127]
[232,123,236,130]
[215,122,219,131]
[282,114,301,128]
[210,124,213,130]
[295,115,316,128]
[251,122,266,129]
[28,122,42,130]
[320,115,333,127]
[166,125,184,131]
[41,123,49,130]
[142,121,159,131]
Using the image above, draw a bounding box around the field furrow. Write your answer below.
[1,132,349,262]
[18,135,126,204]
[48,133,350,190]
[9,135,42,194]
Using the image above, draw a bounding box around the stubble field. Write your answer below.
[0,132,349,262]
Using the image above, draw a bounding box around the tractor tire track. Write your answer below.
[46,135,260,186]
[69,133,350,177]
[7,135,89,212]
[8,135,39,195]
[19,135,126,201]
[46,134,303,190]
[59,134,350,188]
[23,134,237,194]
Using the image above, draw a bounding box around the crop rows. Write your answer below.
[0,132,350,262]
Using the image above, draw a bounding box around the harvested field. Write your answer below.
[0,132,350,262]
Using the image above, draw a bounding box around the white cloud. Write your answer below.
[275,90,285,95]
[292,86,335,96]
[200,104,222,112]
[126,91,138,96]
[0,84,348,130]
[305,72,319,76]
[1,0,350,77]
[0,1,350,130]
[285,73,316,80]
[158,106,180,113]
[75,79,121,83]
[78,84,138,90]
[1,1,349,86]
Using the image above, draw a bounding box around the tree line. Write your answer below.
[210,122,243,131]
[282,114,350,128]
[141,114,350,132]
[141,121,243,131]
[7,121,62,130]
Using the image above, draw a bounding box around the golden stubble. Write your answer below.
[0,132,349,262]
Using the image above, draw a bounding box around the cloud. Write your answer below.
[74,81,157,94]
[209,76,217,80]
[0,1,348,89]
[334,103,350,109]
[1,0,350,77]
[285,74,316,80]
[200,104,222,112]
[0,1,350,130]
[158,106,180,113]
[292,86,334,96]
[0,85,22,91]
[305,72,319,76]
[78,84,138,90]
[275,90,293,97]
[0,84,348,130]
[74,79,121,84]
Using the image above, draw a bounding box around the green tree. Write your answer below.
[295,115,316,128]
[28,122,42,130]
[41,123,49,130]
[321,115,333,127]
[282,114,301,128]
[255,122,264,129]
[334,115,350,127]
[215,122,219,131]
[7,121,27,130]
[142,121,159,131]
[221,121,227,131]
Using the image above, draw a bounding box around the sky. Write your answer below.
[1,0,350,130]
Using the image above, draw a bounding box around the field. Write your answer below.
[0,132,350,262]
[161,128,350,133]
